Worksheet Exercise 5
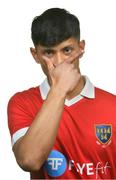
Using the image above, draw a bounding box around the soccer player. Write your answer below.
[8,8,116,179]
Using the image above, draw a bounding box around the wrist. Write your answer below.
[50,85,67,100]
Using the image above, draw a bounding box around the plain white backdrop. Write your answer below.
[0,0,116,179]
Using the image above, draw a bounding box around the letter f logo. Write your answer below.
[47,158,63,170]
[44,150,67,177]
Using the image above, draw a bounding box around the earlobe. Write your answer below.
[79,40,85,52]
[30,47,40,64]
[78,40,85,58]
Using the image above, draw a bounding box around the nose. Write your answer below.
[53,52,65,66]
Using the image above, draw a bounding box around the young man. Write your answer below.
[8,8,116,179]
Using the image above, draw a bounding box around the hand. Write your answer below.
[43,50,84,95]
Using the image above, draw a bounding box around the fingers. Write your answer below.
[42,56,55,73]
[42,49,84,72]
[67,50,85,64]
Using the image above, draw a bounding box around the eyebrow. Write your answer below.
[44,48,54,51]
[43,49,54,53]
[62,45,74,50]
[45,44,74,50]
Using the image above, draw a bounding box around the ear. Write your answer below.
[30,47,40,64]
[79,40,85,53]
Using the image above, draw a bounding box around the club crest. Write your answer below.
[95,124,112,145]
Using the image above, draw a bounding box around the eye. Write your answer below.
[44,49,54,58]
[63,47,73,55]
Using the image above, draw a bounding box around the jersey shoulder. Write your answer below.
[95,87,116,103]
[8,86,43,113]
[8,86,42,104]
[7,86,43,135]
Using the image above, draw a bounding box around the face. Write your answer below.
[30,37,85,77]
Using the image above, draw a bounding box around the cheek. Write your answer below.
[40,62,50,76]
[74,58,79,67]
[41,64,47,74]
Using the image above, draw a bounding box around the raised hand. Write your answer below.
[43,50,84,95]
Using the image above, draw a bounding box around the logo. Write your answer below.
[95,124,112,147]
[44,150,67,177]
[44,150,111,179]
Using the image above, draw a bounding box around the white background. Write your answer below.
[0,0,116,179]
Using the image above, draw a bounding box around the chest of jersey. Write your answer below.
[43,98,116,179]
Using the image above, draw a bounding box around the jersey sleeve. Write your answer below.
[7,91,39,146]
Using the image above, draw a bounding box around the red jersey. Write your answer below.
[8,77,116,179]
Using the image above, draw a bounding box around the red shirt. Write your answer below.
[8,77,116,179]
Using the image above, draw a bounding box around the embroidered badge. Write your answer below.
[95,124,112,148]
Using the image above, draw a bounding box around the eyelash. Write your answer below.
[44,51,53,57]
[64,47,73,54]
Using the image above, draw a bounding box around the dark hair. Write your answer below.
[31,8,80,46]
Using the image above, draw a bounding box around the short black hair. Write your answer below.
[31,8,80,47]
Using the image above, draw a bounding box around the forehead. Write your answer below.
[37,37,79,51]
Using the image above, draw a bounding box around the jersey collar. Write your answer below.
[39,76,95,106]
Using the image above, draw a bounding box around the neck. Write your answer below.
[66,75,85,100]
